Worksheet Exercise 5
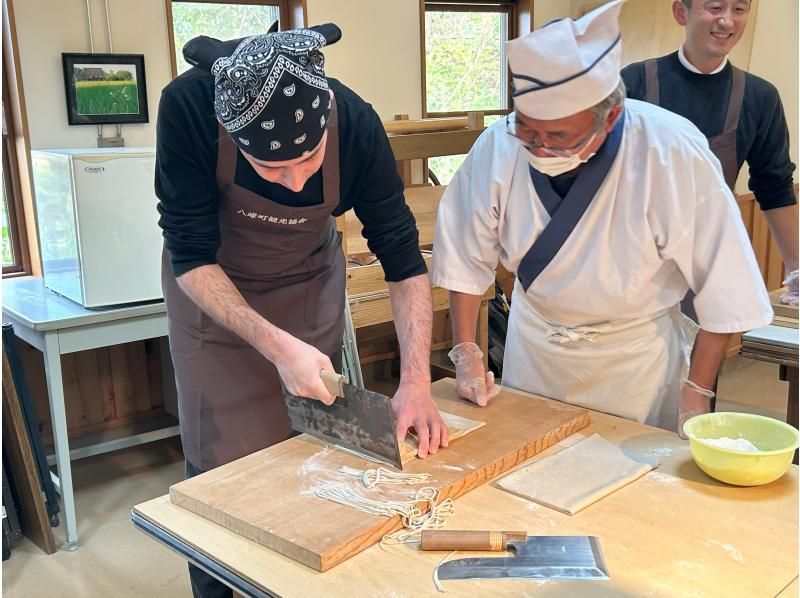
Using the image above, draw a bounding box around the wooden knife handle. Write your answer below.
[420,530,527,551]
[320,369,345,397]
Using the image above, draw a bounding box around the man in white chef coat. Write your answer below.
[430,0,773,434]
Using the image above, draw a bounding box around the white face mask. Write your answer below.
[524,126,600,177]
[526,150,596,177]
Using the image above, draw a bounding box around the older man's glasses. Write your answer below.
[505,112,600,157]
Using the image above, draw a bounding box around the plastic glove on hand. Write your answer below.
[678,379,715,440]
[448,342,501,407]
[780,270,799,306]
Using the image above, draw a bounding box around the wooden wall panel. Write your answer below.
[19,340,54,439]
[110,345,137,419]
[730,191,787,355]
[97,349,116,422]
[128,343,154,414]
[767,244,785,292]
[737,192,787,291]
[16,339,165,444]
[147,341,165,411]
[2,350,57,554]
[65,351,104,430]
[738,192,756,234]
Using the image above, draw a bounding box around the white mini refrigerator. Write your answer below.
[31,147,164,308]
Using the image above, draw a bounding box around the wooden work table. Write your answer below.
[132,382,798,597]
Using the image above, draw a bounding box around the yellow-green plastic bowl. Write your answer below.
[683,412,798,486]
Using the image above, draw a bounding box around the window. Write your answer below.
[166,1,288,78]
[422,1,515,183]
[2,68,30,277]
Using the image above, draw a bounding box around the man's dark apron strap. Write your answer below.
[321,97,341,203]
[712,66,745,189]
[722,67,746,134]
[644,59,659,105]
[643,58,745,191]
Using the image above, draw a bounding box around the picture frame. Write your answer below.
[61,53,149,125]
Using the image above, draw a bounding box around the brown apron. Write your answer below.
[644,59,745,190]
[644,59,745,324]
[162,100,345,470]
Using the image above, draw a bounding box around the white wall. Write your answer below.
[305,0,422,120]
[749,0,799,182]
[532,0,569,29]
[10,0,795,175]
[13,0,173,150]
[13,0,421,149]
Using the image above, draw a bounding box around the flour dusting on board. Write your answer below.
[296,448,352,495]
[705,539,744,563]
[647,471,682,487]
[672,560,705,572]
[297,447,428,502]
[637,446,676,457]
[436,464,463,472]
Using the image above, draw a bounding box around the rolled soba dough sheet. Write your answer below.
[496,433,655,515]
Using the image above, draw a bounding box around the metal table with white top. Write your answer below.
[2,276,178,549]
[740,323,799,463]
[740,324,799,428]
[131,405,799,598]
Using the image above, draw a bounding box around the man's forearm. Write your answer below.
[449,291,483,345]
[689,329,733,389]
[763,204,799,272]
[387,274,433,384]
[176,264,287,361]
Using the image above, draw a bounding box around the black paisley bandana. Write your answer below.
[183,24,341,161]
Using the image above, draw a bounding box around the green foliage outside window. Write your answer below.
[425,10,508,183]
[172,3,281,74]
[2,178,13,267]
[425,10,507,114]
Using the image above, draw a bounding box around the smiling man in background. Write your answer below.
[623,0,798,309]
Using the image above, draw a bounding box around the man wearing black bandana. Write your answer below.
[155,24,447,598]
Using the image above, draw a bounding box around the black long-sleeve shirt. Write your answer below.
[155,69,426,280]
[622,52,796,211]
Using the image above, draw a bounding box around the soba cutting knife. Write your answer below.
[421,531,609,581]
[281,370,404,469]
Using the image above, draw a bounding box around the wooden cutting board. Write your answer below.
[169,379,589,572]
[770,288,799,320]
[400,410,485,463]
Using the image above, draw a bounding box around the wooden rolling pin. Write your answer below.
[420,530,527,551]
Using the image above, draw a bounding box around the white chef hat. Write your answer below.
[507,0,624,120]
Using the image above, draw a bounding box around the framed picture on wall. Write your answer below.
[61,53,149,125]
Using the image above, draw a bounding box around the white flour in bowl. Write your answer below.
[699,437,760,452]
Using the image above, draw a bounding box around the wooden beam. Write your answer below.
[2,350,57,554]
[391,114,413,185]
[388,129,484,161]
[3,0,41,276]
[347,256,433,298]
[286,0,306,28]
[384,116,472,134]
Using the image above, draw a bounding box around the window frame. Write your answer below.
[2,57,31,277]
[164,0,290,79]
[421,0,517,118]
